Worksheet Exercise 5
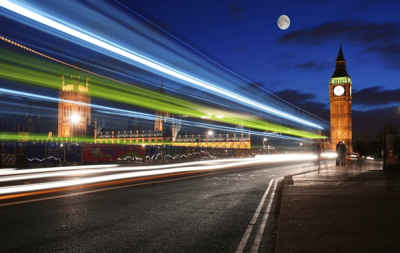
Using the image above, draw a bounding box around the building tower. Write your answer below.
[58,69,91,138]
[329,44,353,154]
[154,79,169,133]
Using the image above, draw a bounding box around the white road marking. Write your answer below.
[235,179,275,253]
[250,179,278,253]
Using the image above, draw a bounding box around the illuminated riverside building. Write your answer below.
[93,129,250,149]
[329,44,353,154]
[58,69,91,138]
[94,80,250,148]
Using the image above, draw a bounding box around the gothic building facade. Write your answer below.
[58,69,91,138]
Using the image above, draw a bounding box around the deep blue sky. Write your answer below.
[118,0,400,138]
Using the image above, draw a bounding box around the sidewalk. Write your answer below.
[275,160,400,253]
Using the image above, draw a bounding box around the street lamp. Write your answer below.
[208,130,214,155]
[207,130,213,148]
[263,138,268,149]
[71,114,80,142]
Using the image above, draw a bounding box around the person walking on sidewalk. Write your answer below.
[336,141,341,166]
[340,141,348,166]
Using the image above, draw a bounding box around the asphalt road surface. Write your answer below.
[0,158,332,253]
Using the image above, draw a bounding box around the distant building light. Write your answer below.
[71,114,80,123]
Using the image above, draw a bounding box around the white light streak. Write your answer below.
[0,0,322,129]
[0,154,317,195]
[321,152,338,159]
[0,158,251,182]
[0,88,310,141]
[0,164,119,176]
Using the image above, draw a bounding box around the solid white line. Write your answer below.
[235,179,275,253]
[250,179,278,253]
[250,180,275,225]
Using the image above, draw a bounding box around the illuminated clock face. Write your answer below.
[334,86,345,96]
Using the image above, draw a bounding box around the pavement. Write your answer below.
[275,160,400,253]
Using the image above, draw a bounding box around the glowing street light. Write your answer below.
[263,138,268,149]
[207,130,213,148]
[71,114,80,142]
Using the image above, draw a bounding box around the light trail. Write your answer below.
[0,158,254,182]
[0,87,319,140]
[114,0,330,125]
[0,164,119,176]
[0,0,322,130]
[0,52,324,138]
[321,152,338,159]
[0,154,317,195]
[0,155,317,182]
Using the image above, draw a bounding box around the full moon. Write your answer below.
[277,15,290,30]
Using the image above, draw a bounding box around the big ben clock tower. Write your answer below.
[330,44,353,154]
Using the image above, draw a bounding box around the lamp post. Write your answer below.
[71,114,80,142]
[208,130,213,148]
[208,130,213,156]
[263,138,267,149]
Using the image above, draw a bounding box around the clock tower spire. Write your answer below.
[330,44,353,154]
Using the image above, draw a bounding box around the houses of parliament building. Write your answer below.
[57,69,251,149]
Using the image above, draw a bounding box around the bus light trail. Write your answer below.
[0,0,323,130]
[0,87,323,139]
[0,154,317,196]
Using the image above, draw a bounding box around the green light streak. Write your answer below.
[0,132,176,145]
[0,48,325,139]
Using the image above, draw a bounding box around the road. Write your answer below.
[0,156,333,253]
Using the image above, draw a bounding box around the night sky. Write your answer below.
[118,0,400,139]
[1,0,400,140]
